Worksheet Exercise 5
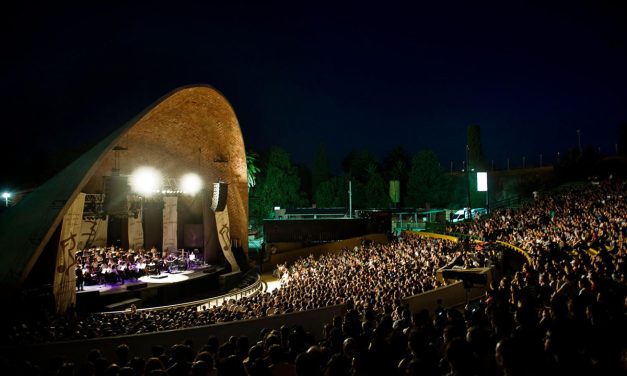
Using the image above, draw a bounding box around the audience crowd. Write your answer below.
[6,235,483,343]
[2,180,626,375]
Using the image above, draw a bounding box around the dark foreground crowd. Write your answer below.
[3,181,627,375]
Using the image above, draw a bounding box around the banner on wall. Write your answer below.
[214,204,240,272]
[53,193,86,314]
[163,196,178,254]
[78,216,108,250]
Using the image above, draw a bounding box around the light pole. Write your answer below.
[348,180,352,219]
[2,192,10,207]
[465,145,471,210]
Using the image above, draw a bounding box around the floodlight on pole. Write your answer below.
[2,192,10,207]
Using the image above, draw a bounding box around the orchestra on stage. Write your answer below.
[74,246,205,287]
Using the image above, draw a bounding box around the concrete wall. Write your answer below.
[7,304,346,368]
[404,281,486,314]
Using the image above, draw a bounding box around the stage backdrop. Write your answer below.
[184,224,204,248]
[163,196,178,253]
[128,198,144,250]
[78,216,108,250]
[53,193,85,313]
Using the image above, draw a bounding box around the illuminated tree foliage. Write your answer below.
[315,175,349,208]
[406,150,448,208]
[365,163,390,208]
[249,147,306,221]
[246,151,260,189]
[383,145,411,206]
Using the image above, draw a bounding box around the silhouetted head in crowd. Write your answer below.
[217,354,246,376]
[295,351,321,376]
[445,337,475,376]
[191,360,208,376]
[144,357,165,374]
[115,343,129,367]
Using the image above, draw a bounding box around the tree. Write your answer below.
[312,143,331,197]
[365,163,390,208]
[246,151,261,190]
[467,124,487,171]
[341,149,379,184]
[406,150,448,208]
[466,125,488,209]
[383,145,411,206]
[296,163,312,204]
[315,175,350,208]
[249,147,306,222]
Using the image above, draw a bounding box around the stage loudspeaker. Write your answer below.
[103,174,130,216]
[210,182,228,212]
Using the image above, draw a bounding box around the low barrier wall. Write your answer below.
[495,240,533,264]
[6,304,346,369]
[408,231,459,243]
[267,234,389,267]
[404,281,486,313]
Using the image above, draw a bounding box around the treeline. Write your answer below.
[247,122,627,224]
[248,143,498,224]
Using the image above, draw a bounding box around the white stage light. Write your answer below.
[130,167,163,196]
[181,173,203,195]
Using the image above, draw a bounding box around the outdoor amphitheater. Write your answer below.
[0,87,625,375]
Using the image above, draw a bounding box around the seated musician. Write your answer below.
[136,257,146,278]
[103,263,119,284]
[117,261,127,284]
[83,265,93,286]
[127,262,139,281]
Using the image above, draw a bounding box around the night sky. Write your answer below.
[2,1,627,188]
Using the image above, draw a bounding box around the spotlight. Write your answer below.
[130,167,163,196]
[2,192,10,207]
[180,173,203,195]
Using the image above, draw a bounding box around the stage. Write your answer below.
[76,264,227,312]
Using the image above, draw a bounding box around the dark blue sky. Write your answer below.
[2,0,626,183]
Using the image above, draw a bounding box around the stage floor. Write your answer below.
[79,265,220,296]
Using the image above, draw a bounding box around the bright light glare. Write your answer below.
[130,167,162,196]
[180,173,203,195]
[2,192,10,199]
[477,172,488,192]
